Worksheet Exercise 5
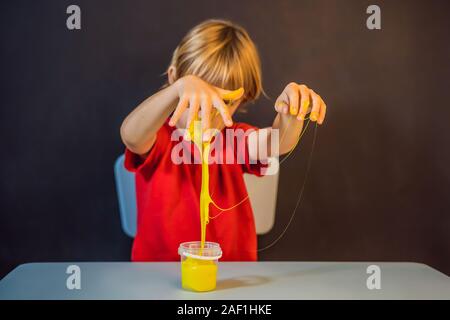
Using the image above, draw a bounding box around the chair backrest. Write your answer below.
[114,154,278,237]
[114,155,137,237]
[243,162,279,235]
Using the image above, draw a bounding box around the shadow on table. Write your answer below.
[215,276,271,291]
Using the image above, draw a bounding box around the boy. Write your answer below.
[120,19,326,261]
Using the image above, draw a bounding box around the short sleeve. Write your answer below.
[124,121,171,173]
[233,122,269,177]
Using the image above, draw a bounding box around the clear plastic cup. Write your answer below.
[178,241,222,292]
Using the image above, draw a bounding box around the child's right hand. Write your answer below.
[168,75,242,132]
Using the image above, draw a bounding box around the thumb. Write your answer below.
[215,87,245,102]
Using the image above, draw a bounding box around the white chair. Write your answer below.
[243,158,278,234]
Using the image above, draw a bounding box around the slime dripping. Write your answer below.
[187,88,245,252]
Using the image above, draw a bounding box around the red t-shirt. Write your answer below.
[124,120,267,261]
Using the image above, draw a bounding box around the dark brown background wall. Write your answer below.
[1,0,449,278]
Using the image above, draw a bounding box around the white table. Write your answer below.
[0,262,449,300]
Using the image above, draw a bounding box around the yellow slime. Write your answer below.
[180,88,243,292]
[181,257,218,291]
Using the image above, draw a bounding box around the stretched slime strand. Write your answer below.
[181,89,314,292]
[208,117,311,220]
[188,87,312,253]
[258,122,318,252]
[187,88,245,252]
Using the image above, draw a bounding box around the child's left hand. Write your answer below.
[274,82,327,125]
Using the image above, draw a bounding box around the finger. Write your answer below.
[286,84,300,116]
[186,96,200,130]
[318,99,327,125]
[309,90,321,122]
[298,85,310,120]
[169,97,189,126]
[275,93,289,114]
[216,87,245,102]
[212,96,233,127]
[275,101,289,114]
[200,94,212,141]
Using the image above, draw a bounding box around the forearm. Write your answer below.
[272,113,304,155]
[120,84,178,154]
[248,114,304,161]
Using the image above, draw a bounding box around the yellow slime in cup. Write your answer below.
[180,88,244,292]
[181,257,218,291]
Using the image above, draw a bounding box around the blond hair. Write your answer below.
[169,19,263,104]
